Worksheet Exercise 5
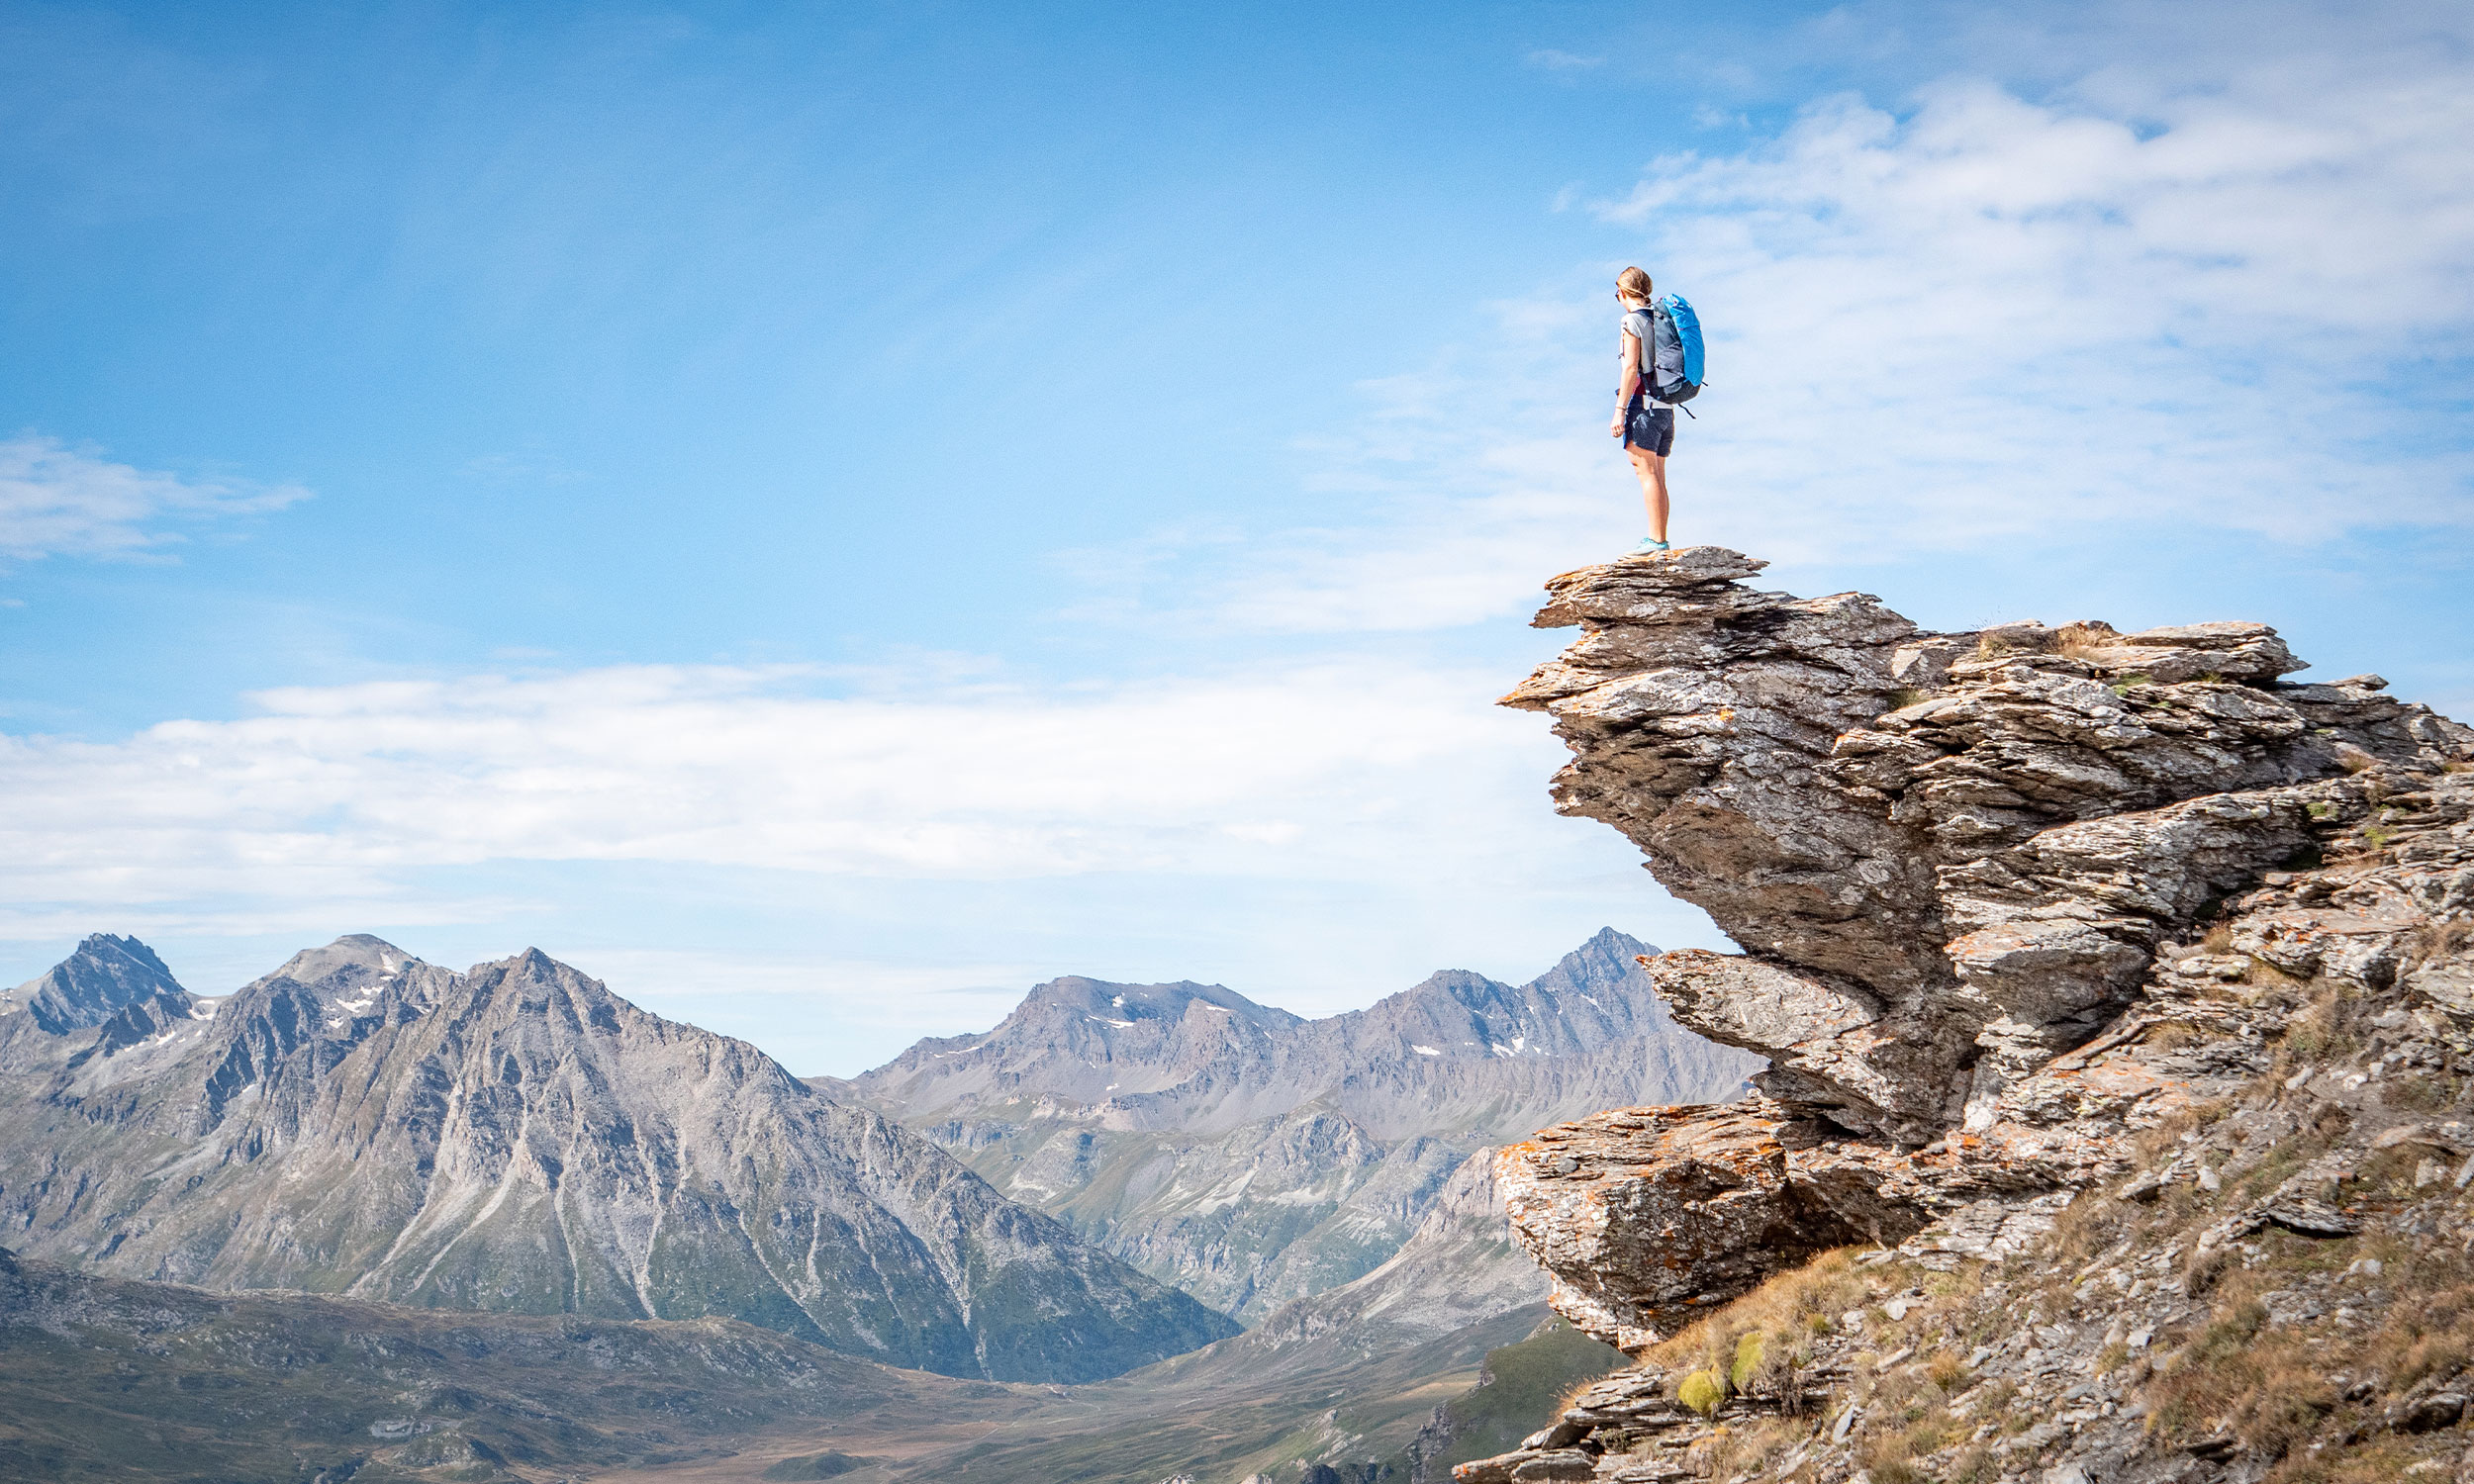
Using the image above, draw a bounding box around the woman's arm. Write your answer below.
[1612,329,1644,437]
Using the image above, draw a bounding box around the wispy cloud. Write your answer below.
[0,435,310,566]
[0,661,1572,928]
[1126,7,2474,635]
[1525,48,1604,71]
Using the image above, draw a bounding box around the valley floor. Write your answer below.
[0,1246,1622,1484]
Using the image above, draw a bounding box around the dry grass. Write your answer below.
[2243,958,2311,995]
[2146,1266,2328,1456]
[2232,1131,2324,1204]
[2387,1071,2468,1113]
[2279,984,2352,1063]
[2146,1019,2204,1051]
[2052,620,2122,661]
[2265,1438,2447,1483]
[2381,1280,2474,1392]
[2412,918,2472,970]
[2149,1251,2474,1471]
[1697,1413,1801,1477]
[1608,1056,2474,1481]
[2121,1109,2474,1472]
[1855,1360,1969,1484]
[1637,1248,1891,1420]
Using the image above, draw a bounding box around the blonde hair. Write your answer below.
[1616,267,1654,302]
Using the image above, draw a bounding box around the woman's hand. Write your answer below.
[1609,412,1625,438]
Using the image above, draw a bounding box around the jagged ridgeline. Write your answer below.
[0,935,1234,1382]
[830,929,1760,1321]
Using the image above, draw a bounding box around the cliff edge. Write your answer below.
[1465,548,2474,1483]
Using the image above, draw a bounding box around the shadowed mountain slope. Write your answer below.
[0,932,186,1034]
[831,931,1758,1321]
[0,935,1232,1383]
[0,1242,993,1483]
[0,1235,1585,1484]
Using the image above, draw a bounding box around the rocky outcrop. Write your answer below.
[1493,548,2474,1352]
[0,935,1235,1382]
[1458,1045,2474,1483]
[841,930,1757,1320]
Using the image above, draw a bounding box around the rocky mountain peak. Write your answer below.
[1489,545,2474,1352]
[846,930,1749,1139]
[838,933,1758,1323]
[1013,974,1301,1042]
[261,932,421,988]
[0,935,1235,1381]
[3,932,187,1034]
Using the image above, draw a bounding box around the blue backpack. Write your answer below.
[1648,294,1705,405]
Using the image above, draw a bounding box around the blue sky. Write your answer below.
[4,0,2469,1074]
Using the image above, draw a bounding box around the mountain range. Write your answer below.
[0,933,1230,1382]
[0,924,1752,1481]
[832,928,1757,1319]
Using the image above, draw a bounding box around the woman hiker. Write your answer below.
[1610,266,1672,554]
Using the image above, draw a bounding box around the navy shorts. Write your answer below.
[1625,399,1673,456]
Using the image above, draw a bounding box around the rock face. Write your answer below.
[1494,548,2474,1350]
[1,933,185,1034]
[0,935,1233,1382]
[838,930,1758,1319]
[1232,1151,1560,1349]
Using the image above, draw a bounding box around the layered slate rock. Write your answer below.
[1493,548,2474,1350]
[0,936,1234,1382]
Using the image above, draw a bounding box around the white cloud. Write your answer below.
[1525,49,1605,71]
[0,661,1572,924]
[0,434,310,565]
[1151,5,2474,634]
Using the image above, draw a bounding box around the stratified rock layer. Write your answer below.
[1495,548,2474,1350]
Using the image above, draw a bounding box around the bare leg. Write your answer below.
[1628,447,1669,543]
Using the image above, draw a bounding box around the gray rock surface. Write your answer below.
[1494,549,2474,1348]
[0,935,1234,1382]
[1503,549,2467,1148]
[1,933,185,1034]
[836,930,1758,1319]
[1466,546,2474,1482]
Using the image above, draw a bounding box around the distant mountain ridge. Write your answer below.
[0,932,184,1034]
[0,933,1232,1382]
[841,928,1744,1138]
[833,929,1758,1320]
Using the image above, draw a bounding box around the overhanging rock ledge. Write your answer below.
[1492,546,2474,1351]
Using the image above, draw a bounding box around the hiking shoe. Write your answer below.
[1631,538,1671,554]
